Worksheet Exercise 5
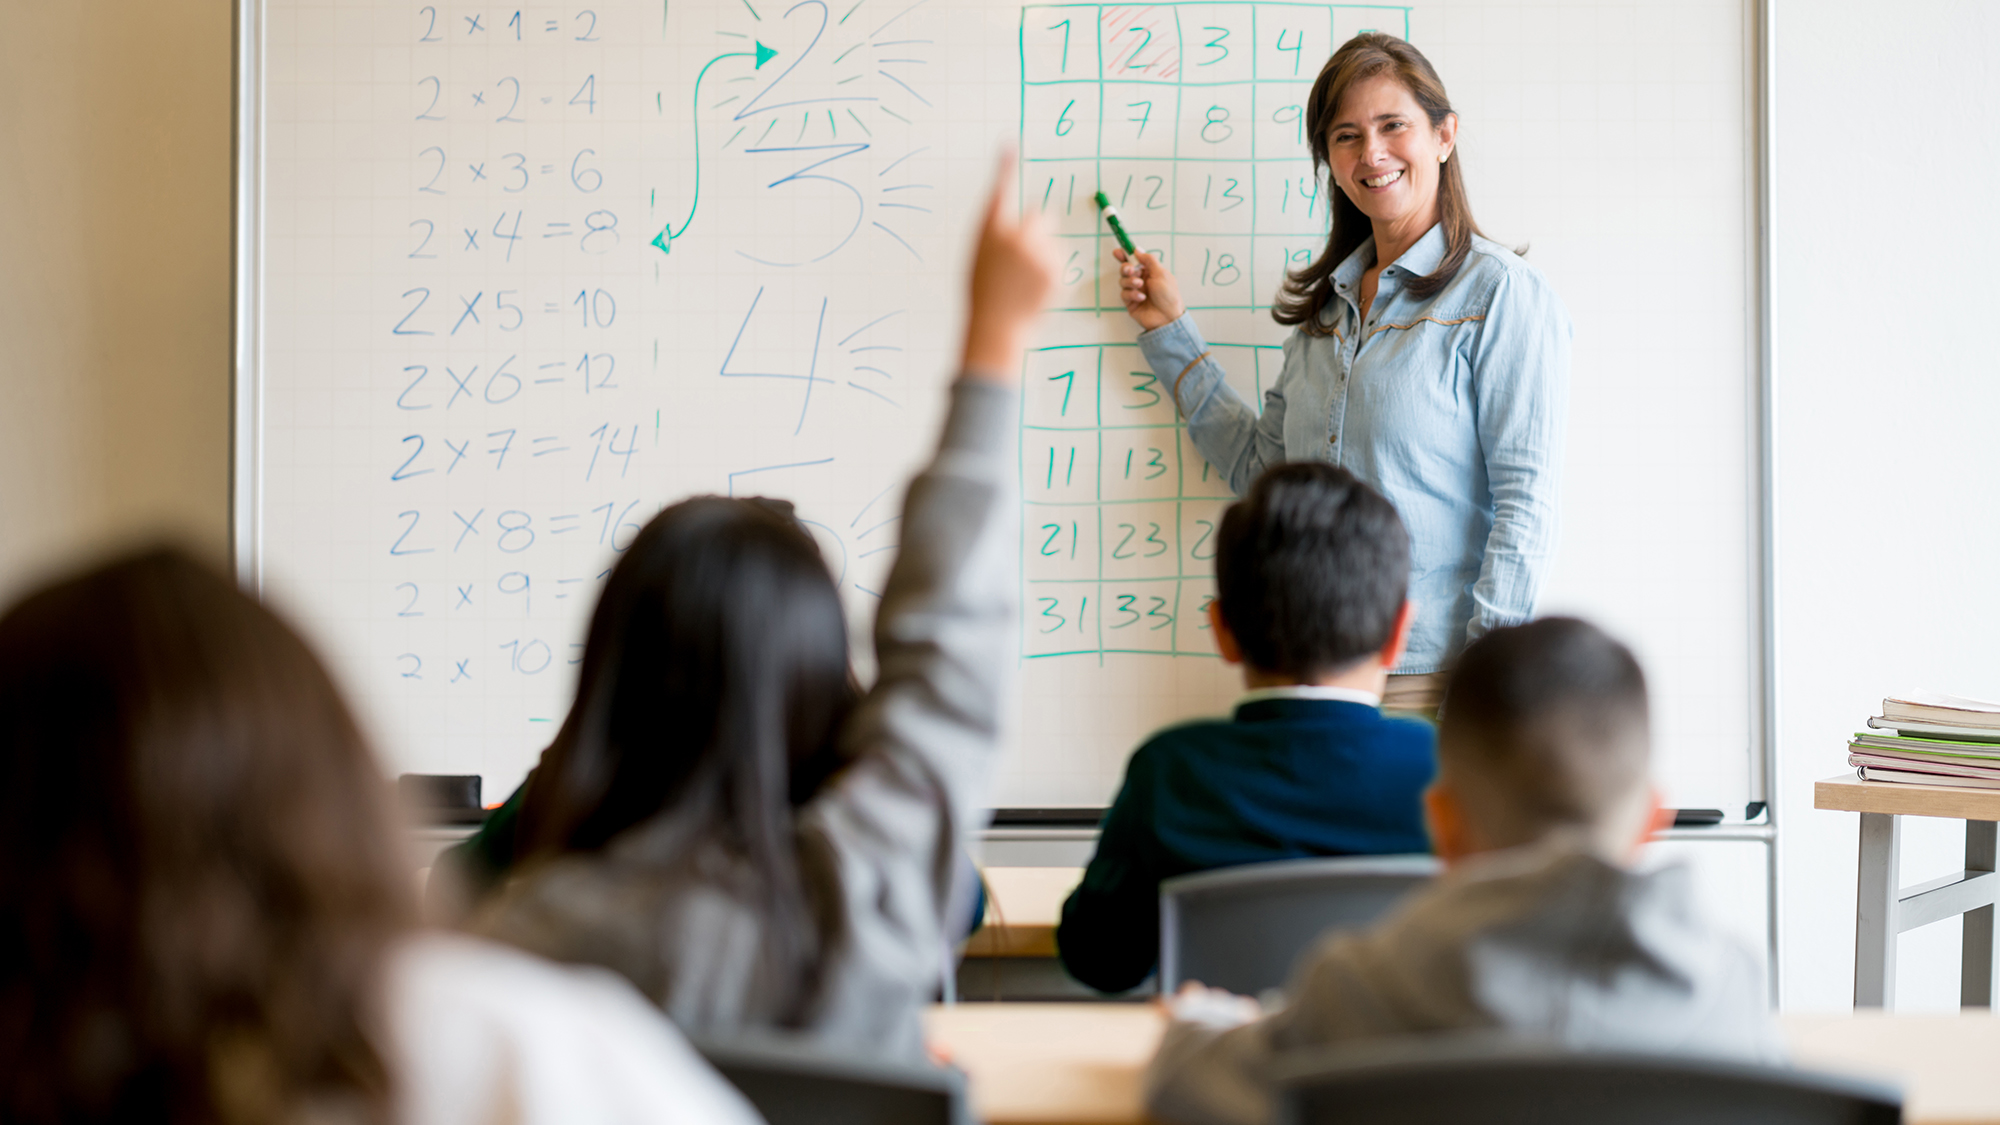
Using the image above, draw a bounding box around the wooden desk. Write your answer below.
[924,1004,2000,1125]
[1816,775,1999,1008]
[926,1003,1164,1124]
[963,866,1081,957]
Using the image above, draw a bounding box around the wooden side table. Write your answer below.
[1816,775,2000,1008]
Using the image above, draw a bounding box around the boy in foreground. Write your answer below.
[1143,617,1782,1125]
[1057,462,1436,994]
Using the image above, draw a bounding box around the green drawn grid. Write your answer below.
[1017,341,1282,662]
[1017,2,1413,314]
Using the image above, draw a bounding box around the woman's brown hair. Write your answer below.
[1272,33,1487,333]
[0,548,414,1124]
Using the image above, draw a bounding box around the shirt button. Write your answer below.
[1327,435,1338,446]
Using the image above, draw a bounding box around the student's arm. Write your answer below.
[1118,249,1287,496]
[1142,931,1398,1125]
[1056,750,1165,993]
[800,164,1054,994]
[1465,267,1571,642]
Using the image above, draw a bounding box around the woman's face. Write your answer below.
[1325,72,1457,235]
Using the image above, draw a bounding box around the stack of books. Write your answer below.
[1850,692,2000,788]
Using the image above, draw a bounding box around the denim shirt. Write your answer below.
[1136,224,1571,673]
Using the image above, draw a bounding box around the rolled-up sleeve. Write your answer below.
[1137,313,1285,496]
[1466,269,1571,641]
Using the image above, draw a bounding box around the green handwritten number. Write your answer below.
[1196,594,1215,629]
[1119,25,1152,71]
[1274,105,1304,145]
[1275,28,1304,75]
[1144,521,1169,554]
[1049,369,1075,415]
[1191,519,1218,560]
[1126,372,1161,409]
[1049,19,1071,72]
[1040,523,1063,556]
[1200,105,1233,144]
[1113,523,1138,560]
[1146,596,1174,630]
[1062,250,1085,287]
[1039,597,1067,634]
[1127,100,1152,139]
[1144,448,1168,480]
[1054,98,1076,138]
[1111,595,1139,628]
[1199,26,1229,66]
[1295,175,1321,218]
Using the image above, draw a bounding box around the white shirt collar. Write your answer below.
[1235,684,1382,709]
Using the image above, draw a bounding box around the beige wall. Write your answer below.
[0,1,233,601]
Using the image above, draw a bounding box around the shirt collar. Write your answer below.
[1330,221,1449,298]
[1235,684,1383,709]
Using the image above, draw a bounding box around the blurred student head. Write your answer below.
[1208,461,1414,685]
[0,547,412,1125]
[1430,617,1660,862]
[511,495,859,1004]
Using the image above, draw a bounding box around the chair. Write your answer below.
[1271,1039,1902,1125]
[693,1032,972,1125]
[1158,854,1439,996]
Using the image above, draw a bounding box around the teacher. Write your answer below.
[1117,33,1571,714]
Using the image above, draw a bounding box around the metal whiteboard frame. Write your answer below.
[228,0,1784,995]
[230,0,263,592]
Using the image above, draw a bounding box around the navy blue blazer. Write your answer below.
[1056,698,1435,994]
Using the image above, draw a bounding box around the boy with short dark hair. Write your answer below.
[1142,617,1783,1125]
[1056,462,1436,995]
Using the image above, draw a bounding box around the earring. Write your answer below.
[1438,151,1449,163]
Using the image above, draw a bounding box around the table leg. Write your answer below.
[1964,821,1996,1009]
[1855,811,1900,1009]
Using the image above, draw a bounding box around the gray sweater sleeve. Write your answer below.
[800,379,1018,1024]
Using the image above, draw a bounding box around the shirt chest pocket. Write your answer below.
[1352,315,1480,430]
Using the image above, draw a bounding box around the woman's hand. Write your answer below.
[1114,246,1185,332]
[961,153,1058,380]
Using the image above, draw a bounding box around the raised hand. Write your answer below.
[961,152,1059,379]
[1113,246,1185,332]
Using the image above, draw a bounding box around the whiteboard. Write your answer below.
[239,0,1763,811]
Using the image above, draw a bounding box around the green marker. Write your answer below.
[1093,190,1137,256]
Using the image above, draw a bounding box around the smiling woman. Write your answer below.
[1114,34,1572,713]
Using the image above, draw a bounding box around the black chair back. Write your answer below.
[694,1033,970,1125]
[1272,1040,1902,1125]
[1158,854,1439,995]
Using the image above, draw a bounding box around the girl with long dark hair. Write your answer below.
[444,163,1056,1060]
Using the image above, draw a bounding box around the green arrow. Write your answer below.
[651,49,760,256]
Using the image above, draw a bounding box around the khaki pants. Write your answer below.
[1382,671,1448,720]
